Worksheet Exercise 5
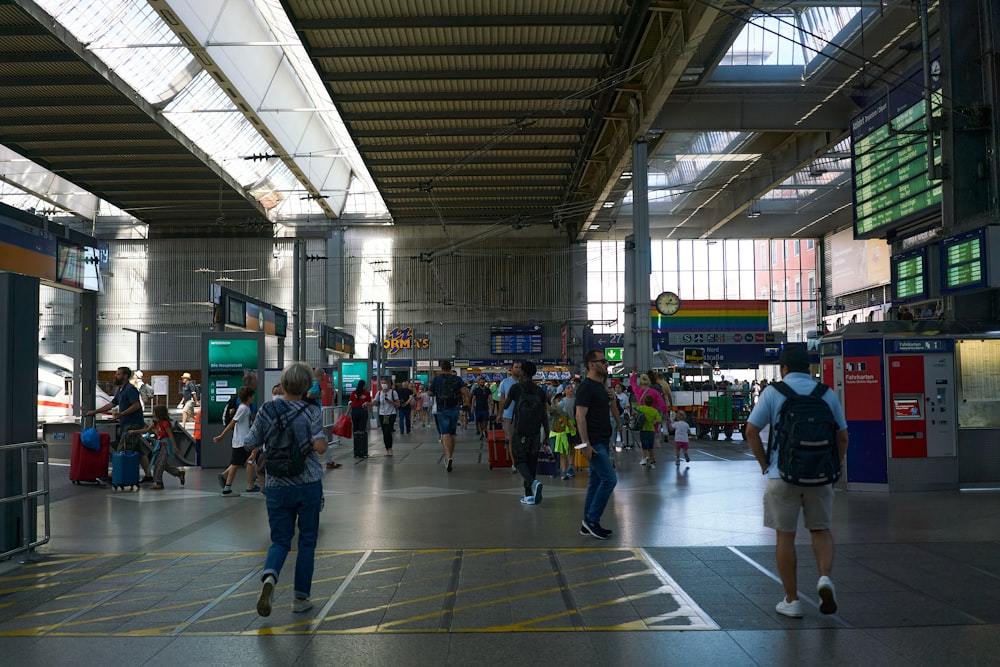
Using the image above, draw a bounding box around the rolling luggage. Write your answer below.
[70,428,110,484]
[111,450,141,491]
[487,429,512,469]
[353,429,369,458]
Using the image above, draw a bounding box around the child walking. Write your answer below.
[669,409,692,466]
[129,404,185,489]
[634,394,662,468]
[213,386,258,495]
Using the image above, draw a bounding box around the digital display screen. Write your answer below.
[274,311,287,338]
[891,247,929,303]
[893,397,923,420]
[56,240,83,289]
[940,228,988,294]
[490,325,542,355]
[207,338,258,372]
[226,298,246,328]
[852,63,943,239]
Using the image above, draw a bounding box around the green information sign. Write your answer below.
[605,347,623,362]
[207,338,258,372]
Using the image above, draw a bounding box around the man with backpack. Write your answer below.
[745,345,849,619]
[428,359,470,472]
[502,360,550,505]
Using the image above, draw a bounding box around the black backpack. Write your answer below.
[264,403,310,477]
[767,382,841,486]
[629,409,646,431]
[222,396,239,425]
[438,374,463,408]
[514,382,547,436]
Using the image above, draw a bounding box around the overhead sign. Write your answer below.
[605,347,623,362]
[669,331,786,345]
[383,326,429,355]
[684,348,705,364]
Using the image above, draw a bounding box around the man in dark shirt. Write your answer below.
[575,349,620,539]
[470,377,492,439]
[86,366,150,479]
[396,380,414,434]
[503,361,550,505]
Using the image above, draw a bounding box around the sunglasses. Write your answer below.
[590,359,609,364]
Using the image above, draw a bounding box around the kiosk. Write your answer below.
[820,321,1000,491]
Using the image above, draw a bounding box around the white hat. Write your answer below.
[181,372,191,379]
[134,370,143,379]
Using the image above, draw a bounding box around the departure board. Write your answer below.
[891,246,929,303]
[490,325,542,355]
[852,62,943,239]
[940,228,988,294]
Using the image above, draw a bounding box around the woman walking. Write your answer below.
[243,361,327,617]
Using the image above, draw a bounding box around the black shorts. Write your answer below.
[229,447,250,467]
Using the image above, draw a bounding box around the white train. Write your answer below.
[37,354,111,422]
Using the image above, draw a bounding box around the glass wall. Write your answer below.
[587,238,820,342]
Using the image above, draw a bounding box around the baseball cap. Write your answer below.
[777,345,810,370]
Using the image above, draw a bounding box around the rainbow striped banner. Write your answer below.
[652,299,769,332]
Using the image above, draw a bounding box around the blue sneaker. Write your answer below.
[520,495,535,505]
[531,480,543,505]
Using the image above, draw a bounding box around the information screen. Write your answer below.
[891,246,929,303]
[490,325,542,355]
[852,62,943,239]
[940,228,987,294]
[207,338,258,372]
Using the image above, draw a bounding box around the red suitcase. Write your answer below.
[487,429,513,469]
[71,430,110,484]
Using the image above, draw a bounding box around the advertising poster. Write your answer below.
[341,361,370,395]
[844,356,883,421]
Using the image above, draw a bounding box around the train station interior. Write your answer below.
[2,1,1000,665]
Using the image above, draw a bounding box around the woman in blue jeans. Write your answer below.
[243,361,328,617]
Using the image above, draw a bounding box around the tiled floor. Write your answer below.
[2,425,1000,665]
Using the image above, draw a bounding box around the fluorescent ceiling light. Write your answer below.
[670,153,762,162]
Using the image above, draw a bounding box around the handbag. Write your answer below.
[332,413,352,439]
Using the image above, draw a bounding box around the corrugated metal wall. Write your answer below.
[39,226,583,373]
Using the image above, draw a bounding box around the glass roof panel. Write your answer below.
[714,6,863,82]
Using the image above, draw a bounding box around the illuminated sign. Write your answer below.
[852,60,943,239]
[605,347,623,362]
[490,325,542,354]
[383,327,430,355]
[939,227,1000,295]
[891,246,930,303]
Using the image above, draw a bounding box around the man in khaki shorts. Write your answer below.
[745,346,849,619]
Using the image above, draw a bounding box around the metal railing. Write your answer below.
[322,406,346,444]
[0,441,50,562]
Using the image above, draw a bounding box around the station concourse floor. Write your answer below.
[3,423,1000,667]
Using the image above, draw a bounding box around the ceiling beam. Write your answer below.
[312,44,611,57]
[652,94,858,132]
[295,15,624,30]
[325,68,603,82]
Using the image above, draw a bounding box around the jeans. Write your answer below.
[350,406,368,433]
[262,480,322,599]
[583,443,617,525]
[437,407,460,435]
[398,407,411,433]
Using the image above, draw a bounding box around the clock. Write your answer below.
[655,291,681,316]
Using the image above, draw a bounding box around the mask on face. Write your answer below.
[381,383,388,389]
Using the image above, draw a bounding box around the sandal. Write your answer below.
[326,462,343,469]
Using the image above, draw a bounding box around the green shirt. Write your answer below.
[634,404,661,432]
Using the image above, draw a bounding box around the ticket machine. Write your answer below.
[819,322,959,491]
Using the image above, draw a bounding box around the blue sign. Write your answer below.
[890,339,952,353]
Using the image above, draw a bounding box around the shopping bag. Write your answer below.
[332,414,353,439]
[80,427,101,451]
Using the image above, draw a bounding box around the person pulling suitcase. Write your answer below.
[347,380,373,458]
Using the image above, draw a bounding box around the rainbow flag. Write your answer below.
[652,299,769,332]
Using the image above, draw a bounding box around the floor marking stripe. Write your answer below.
[171,565,262,636]
[728,546,852,628]
[694,449,727,461]
[308,549,373,633]
[547,549,584,629]
[637,548,718,630]
[438,550,463,630]
[39,554,189,636]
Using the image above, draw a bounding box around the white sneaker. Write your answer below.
[775,597,803,618]
[650,462,656,469]
[291,597,314,613]
[817,576,837,614]
[639,457,648,466]
[257,574,276,617]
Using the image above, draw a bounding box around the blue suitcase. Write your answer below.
[112,450,141,491]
